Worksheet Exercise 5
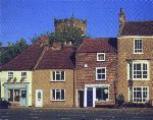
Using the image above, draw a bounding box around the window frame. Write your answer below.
[132,86,149,103]
[97,53,105,61]
[133,39,143,54]
[127,60,149,81]
[50,89,65,101]
[132,61,149,80]
[51,70,65,81]
[96,86,109,101]
[8,72,13,80]
[21,72,27,80]
[96,67,106,80]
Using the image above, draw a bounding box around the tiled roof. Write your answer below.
[1,36,75,70]
[121,21,153,36]
[35,46,75,69]
[77,38,117,53]
[1,43,44,71]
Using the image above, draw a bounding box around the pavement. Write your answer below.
[0,108,153,120]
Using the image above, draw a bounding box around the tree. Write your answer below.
[0,42,2,47]
[44,26,88,47]
[0,38,28,65]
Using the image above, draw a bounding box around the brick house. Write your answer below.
[117,9,153,105]
[75,38,117,107]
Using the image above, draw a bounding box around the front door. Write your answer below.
[87,88,93,107]
[35,89,43,107]
[79,91,84,107]
[20,89,27,106]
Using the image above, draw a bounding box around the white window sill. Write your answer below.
[97,60,105,62]
[50,80,65,82]
[130,79,150,81]
[96,79,106,81]
[51,100,65,102]
[133,52,144,54]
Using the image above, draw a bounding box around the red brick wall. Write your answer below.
[75,52,117,104]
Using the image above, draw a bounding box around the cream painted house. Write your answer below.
[0,36,45,107]
[0,71,32,106]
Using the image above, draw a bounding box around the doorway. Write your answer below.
[78,91,84,107]
[87,88,93,107]
[35,89,43,107]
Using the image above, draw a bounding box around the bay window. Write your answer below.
[127,61,149,80]
[133,86,149,103]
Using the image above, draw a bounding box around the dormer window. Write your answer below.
[134,39,143,54]
[97,53,105,61]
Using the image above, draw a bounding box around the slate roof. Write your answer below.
[77,38,117,53]
[121,21,153,36]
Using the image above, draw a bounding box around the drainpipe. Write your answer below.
[73,68,75,107]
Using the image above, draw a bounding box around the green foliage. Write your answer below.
[31,26,89,47]
[0,38,28,65]
[54,26,87,46]
[0,42,2,47]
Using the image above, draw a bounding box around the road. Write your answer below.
[0,108,153,120]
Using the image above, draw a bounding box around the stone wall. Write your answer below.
[32,69,74,107]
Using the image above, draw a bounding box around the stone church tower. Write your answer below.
[54,16,87,34]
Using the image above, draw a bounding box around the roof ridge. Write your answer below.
[126,20,153,23]
[33,47,48,70]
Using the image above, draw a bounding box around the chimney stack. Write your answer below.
[119,8,126,36]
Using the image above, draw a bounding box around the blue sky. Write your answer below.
[0,0,153,45]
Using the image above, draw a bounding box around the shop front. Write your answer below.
[84,84,110,107]
[3,83,29,106]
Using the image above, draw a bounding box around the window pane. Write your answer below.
[97,69,102,73]
[96,88,103,100]
[8,72,13,79]
[135,40,142,53]
[53,71,55,80]
[98,74,102,79]
[98,54,105,61]
[143,64,147,70]
[96,87,108,101]
[56,90,60,100]
[52,89,55,100]
[61,71,64,80]
[133,87,148,103]
[61,90,64,100]
[96,68,106,80]
[56,74,60,80]
[102,74,105,79]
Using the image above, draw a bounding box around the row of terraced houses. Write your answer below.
[0,9,153,108]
